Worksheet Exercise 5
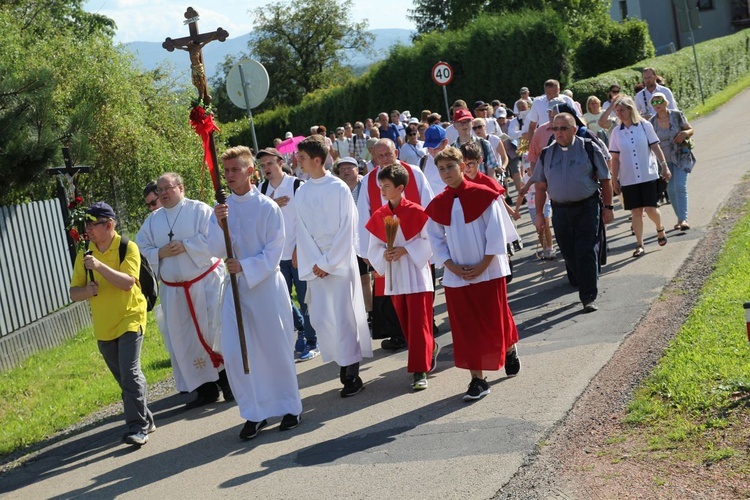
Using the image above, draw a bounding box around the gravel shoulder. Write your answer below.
[496,176,750,499]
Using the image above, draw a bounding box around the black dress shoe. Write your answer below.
[381,337,407,350]
[239,419,267,440]
[185,393,219,410]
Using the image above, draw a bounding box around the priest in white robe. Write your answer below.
[209,146,303,440]
[136,173,231,409]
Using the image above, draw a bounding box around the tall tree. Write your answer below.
[248,0,374,107]
[408,0,609,40]
[407,0,485,34]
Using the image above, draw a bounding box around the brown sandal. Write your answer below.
[633,245,645,258]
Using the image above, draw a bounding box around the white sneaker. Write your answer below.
[124,431,148,446]
[543,249,556,260]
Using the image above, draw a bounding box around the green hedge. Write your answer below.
[569,29,750,111]
[225,10,572,149]
[573,18,654,80]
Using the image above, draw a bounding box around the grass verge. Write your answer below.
[620,197,750,466]
[0,312,171,457]
[686,72,750,120]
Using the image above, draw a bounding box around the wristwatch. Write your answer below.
[603,205,614,210]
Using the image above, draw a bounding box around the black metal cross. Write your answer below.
[48,147,91,264]
[48,147,91,202]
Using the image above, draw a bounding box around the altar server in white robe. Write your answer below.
[293,135,373,398]
[136,172,232,410]
[356,139,434,350]
[209,146,303,440]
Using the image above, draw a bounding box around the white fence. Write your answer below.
[0,199,73,337]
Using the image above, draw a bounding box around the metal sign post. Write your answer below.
[675,0,705,104]
[238,64,260,154]
[432,61,454,119]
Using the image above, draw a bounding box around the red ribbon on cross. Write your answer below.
[189,105,221,191]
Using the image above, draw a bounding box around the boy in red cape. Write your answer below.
[424,147,521,401]
[366,163,437,391]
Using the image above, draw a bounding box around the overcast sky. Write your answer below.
[83,0,416,43]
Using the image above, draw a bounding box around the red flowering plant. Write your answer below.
[66,196,89,254]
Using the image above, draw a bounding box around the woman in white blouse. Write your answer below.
[608,96,671,258]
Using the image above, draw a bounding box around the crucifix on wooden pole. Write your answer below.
[162,7,228,105]
[48,146,91,264]
[163,7,250,374]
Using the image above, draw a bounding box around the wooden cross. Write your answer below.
[162,7,228,105]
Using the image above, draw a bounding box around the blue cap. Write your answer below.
[423,124,446,149]
[86,201,116,220]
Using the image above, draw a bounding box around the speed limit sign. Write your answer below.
[431,61,454,86]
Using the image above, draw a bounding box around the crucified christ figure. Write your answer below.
[162,7,228,105]
[175,36,217,104]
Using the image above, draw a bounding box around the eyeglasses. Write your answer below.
[610,90,620,94]
[85,220,109,229]
[550,126,572,132]
[407,132,418,136]
[472,125,485,130]
[155,184,178,194]
[145,199,159,208]
[650,98,665,105]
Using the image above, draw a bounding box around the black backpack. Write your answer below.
[118,236,159,311]
[260,177,302,195]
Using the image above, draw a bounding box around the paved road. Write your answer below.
[3,90,750,500]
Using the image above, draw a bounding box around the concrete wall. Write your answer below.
[0,301,92,372]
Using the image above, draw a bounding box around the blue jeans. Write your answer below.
[666,164,689,222]
[279,259,316,345]
[551,196,600,305]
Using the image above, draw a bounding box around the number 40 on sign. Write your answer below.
[431,61,454,86]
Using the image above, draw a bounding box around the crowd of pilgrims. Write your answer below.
[127,71,694,443]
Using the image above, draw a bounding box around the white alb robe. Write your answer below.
[367,221,434,296]
[426,199,512,289]
[136,198,225,393]
[293,173,373,366]
[207,187,302,422]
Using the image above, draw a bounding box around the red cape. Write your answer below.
[367,161,421,215]
[466,171,506,196]
[365,197,429,242]
[424,179,499,226]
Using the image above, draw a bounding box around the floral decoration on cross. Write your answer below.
[66,196,89,254]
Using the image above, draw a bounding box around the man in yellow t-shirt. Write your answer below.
[69,202,154,447]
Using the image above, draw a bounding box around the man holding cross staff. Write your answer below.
[166,9,301,439]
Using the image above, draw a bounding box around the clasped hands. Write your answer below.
[159,241,186,258]
[446,259,488,281]
[383,246,407,262]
